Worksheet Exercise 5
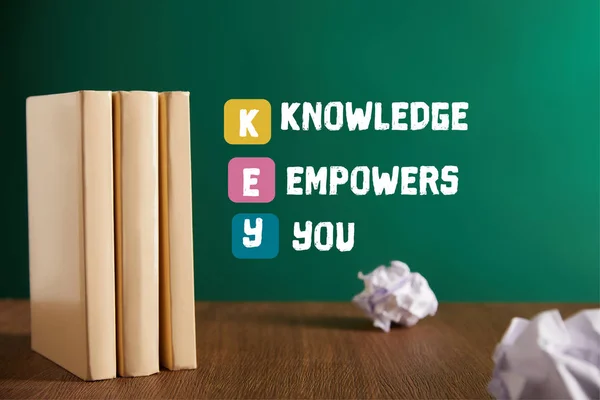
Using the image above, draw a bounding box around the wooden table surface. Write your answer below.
[0,301,595,399]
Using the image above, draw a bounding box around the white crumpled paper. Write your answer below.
[488,308,600,400]
[352,260,438,332]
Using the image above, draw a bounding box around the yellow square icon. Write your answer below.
[224,99,271,145]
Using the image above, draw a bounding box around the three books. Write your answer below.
[25,90,196,381]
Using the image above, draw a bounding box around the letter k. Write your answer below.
[239,109,259,137]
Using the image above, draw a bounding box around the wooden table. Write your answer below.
[0,301,594,399]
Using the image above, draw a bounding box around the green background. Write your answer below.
[2,0,598,301]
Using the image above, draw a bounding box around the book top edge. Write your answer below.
[160,91,190,95]
[26,90,190,102]
[26,90,103,100]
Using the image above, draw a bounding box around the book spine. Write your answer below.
[159,92,197,370]
[114,91,160,377]
[81,91,117,380]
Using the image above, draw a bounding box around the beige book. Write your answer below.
[113,91,160,377]
[26,91,117,381]
[158,92,197,371]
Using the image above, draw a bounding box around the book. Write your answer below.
[113,91,160,377]
[158,92,197,370]
[26,90,117,381]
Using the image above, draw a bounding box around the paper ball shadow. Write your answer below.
[229,311,406,332]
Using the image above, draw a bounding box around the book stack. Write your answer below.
[25,90,197,381]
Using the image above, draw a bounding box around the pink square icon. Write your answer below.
[228,157,276,203]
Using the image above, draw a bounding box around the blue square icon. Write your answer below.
[232,213,279,259]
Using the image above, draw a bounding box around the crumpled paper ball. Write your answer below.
[352,260,438,332]
[488,308,600,400]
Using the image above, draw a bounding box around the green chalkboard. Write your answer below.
[2,0,598,301]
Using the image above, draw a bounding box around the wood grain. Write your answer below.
[0,301,595,399]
